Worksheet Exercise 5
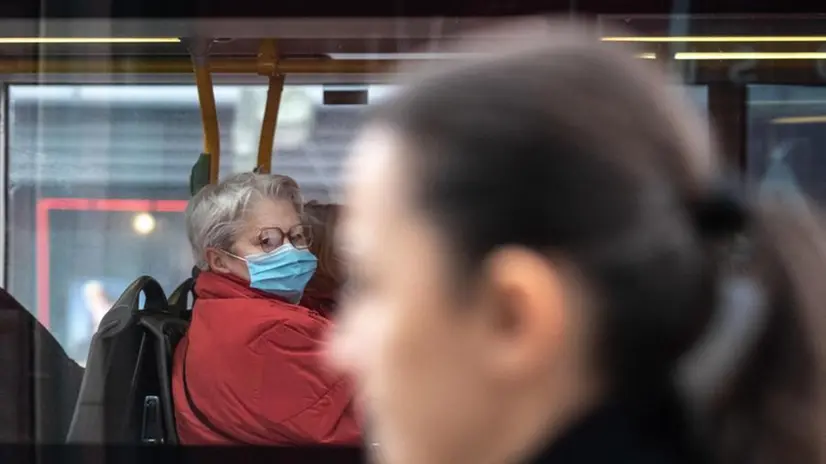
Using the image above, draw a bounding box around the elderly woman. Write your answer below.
[171,172,361,445]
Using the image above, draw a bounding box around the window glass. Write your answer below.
[747,85,826,207]
[5,81,707,366]
[683,85,709,114]
[370,84,709,113]
[6,84,374,365]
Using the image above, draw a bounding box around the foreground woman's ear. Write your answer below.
[478,246,572,381]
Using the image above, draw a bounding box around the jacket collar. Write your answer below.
[526,399,703,464]
[194,271,273,300]
[300,292,337,318]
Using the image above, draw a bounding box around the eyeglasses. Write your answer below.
[257,224,313,253]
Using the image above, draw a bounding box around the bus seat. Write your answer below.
[66,276,187,444]
[0,288,83,443]
[136,313,188,444]
[168,277,195,321]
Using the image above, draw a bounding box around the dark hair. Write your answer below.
[370,24,826,464]
[302,201,343,313]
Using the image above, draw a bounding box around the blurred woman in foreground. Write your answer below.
[331,23,826,464]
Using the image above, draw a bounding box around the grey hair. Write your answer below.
[186,172,303,269]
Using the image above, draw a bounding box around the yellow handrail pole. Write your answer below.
[189,40,221,184]
[256,40,285,174]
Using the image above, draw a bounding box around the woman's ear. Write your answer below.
[205,248,233,274]
[478,246,570,381]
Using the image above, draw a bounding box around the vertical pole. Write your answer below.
[256,40,284,174]
[0,83,7,289]
[189,40,221,184]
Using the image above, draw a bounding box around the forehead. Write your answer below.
[242,198,300,232]
[342,126,408,252]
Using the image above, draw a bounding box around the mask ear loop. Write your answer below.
[215,248,248,263]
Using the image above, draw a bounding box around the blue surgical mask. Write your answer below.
[235,244,318,303]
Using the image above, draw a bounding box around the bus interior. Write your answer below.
[2,11,826,447]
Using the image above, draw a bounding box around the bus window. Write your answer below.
[3,80,708,366]
[683,85,709,113]
[748,85,826,207]
[5,84,373,366]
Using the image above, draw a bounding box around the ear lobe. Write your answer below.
[482,247,568,377]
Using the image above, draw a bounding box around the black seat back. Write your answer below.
[66,276,178,444]
[0,288,83,443]
[137,313,189,444]
[168,277,195,322]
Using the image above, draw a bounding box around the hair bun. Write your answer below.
[690,182,750,239]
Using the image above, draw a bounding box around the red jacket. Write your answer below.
[171,271,361,445]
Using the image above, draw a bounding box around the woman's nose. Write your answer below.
[326,309,369,374]
[326,321,357,372]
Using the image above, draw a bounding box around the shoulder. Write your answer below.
[253,301,333,350]
[189,296,327,351]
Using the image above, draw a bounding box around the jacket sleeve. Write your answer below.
[253,317,362,445]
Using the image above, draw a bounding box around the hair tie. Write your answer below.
[690,181,751,239]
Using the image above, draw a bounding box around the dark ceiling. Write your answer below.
[1,0,823,18]
[0,17,819,84]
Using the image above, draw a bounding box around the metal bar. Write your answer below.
[256,40,285,174]
[0,82,6,288]
[255,76,284,173]
[0,58,422,74]
[190,44,221,184]
[0,18,497,41]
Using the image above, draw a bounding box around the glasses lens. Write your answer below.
[259,228,285,253]
[289,225,313,249]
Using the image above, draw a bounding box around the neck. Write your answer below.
[473,375,605,464]
[528,386,700,464]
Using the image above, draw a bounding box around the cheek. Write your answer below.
[331,253,453,397]
[337,258,495,461]
[340,253,453,382]
[219,253,251,282]
[330,291,405,397]
[231,261,251,281]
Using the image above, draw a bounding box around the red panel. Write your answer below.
[35,201,52,328]
[34,198,189,329]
